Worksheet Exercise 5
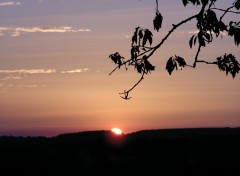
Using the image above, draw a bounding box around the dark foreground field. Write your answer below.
[1,128,240,175]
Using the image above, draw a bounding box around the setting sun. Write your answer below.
[111,128,123,135]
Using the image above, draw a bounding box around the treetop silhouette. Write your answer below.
[109,0,240,100]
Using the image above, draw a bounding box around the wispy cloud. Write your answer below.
[0,68,90,93]
[0,26,91,37]
[18,84,46,88]
[61,68,89,74]
[0,69,56,74]
[1,76,22,81]
[188,30,226,36]
[0,1,21,6]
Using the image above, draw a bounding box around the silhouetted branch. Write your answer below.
[193,44,202,68]
[147,14,198,59]
[211,7,240,21]
[119,72,145,100]
[109,0,240,99]
[196,60,217,65]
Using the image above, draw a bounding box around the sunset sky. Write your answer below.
[0,0,239,136]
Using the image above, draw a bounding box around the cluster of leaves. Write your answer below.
[191,10,226,48]
[132,27,153,46]
[166,55,187,75]
[235,0,240,10]
[135,55,155,74]
[153,11,163,32]
[109,52,124,68]
[229,21,240,46]
[217,53,240,78]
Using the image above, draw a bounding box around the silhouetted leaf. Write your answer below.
[234,28,240,46]
[189,35,195,48]
[166,57,176,75]
[131,47,138,61]
[144,60,155,74]
[198,31,206,47]
[109,52,124,68]
[217,53,240,78]
[182,0,202,6]
[132,27,140,45]
[153,11,163,32]
[219,21,227,31]
[228,22,240,46]
[203,32,211,42]
[143,29,153,46]
[176,56,187,68]
[136,63,143,73]
[182,0,188,6]
[138,30,144,45]
[132,33,138,45]
[235,0,240,10]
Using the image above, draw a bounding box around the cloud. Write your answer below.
[61,68,89,74]
[0,1,21,6]
[1,76,22,81]
[18,84,46,88]
[0,69,56,74]
[188,30,226,36]
[0,26,91,37]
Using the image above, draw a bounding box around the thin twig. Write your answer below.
[193,44,202,68]
[211,7,240,21]
[119,72,145,100]
[197,60,217,65]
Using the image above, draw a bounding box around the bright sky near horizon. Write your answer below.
[0,0,239,136]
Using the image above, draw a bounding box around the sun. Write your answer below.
[111,128,123,135]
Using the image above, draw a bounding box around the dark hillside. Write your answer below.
[0,128,240,175]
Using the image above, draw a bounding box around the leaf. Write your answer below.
[139,30,144,39]
[153,11,163,32]
[219,21,227,31]
[228,23,240,46]
[203,32,211,41]
[132,33,138,45]
[182,0,188,6]
[217,53,240,78]
[143,29,153,46]
[182,0,202,6]
[166,57,176,75]
[176,56,187,68]
[132,27,140,45]
[198,32,206,47]
[136,63,143,74]
[235,0,240,10]
[234,28,240,46]
[189,35,195,48]
[109,52,124,68]
[228,25,235,36]
[144,60,155,74]
[194,35,198,45]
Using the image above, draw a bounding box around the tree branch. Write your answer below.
[196,60,217,65]
[119,72,145,100]
[211,7,240,21]
[147,14,198,59]
[193,44,202,68]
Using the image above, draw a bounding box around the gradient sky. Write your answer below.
[0,0,239,136]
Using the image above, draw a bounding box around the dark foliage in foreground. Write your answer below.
[1,128,240,176]
[109,0,240,99]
